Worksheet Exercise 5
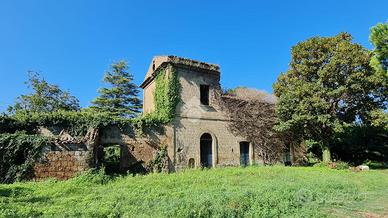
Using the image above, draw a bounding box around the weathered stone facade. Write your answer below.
[141,56,257,170]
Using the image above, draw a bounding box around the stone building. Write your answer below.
[141,56,256,169]
[33,55,299,180]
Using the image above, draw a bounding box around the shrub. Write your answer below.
[333,161,349,170]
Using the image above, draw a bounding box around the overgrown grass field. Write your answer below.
[1,166,387,217]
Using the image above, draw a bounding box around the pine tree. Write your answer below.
[91,60,142,117]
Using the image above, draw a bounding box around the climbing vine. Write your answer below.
[148,146,169,173]
[0,132,48,183]
[0,110,132,136]
[133,64,180,133]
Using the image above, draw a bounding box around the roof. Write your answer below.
[140,55,220,88]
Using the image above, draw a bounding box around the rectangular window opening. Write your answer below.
[200,85,210,105]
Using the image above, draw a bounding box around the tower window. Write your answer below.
[200,85,210,105]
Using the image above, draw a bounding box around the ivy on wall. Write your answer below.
[0,132,48,183]
[133,64,180,133]
[0,110,132,137]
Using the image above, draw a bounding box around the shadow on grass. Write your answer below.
[0,186,52,204]
[0,186,31,197]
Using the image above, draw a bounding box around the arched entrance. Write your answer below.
[200,133,213,168]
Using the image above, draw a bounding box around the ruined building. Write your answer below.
[141,56,255,169]
[33,56,298,180]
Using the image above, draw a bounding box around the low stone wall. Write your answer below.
[34,151,89,180]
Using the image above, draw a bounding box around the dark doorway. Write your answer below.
[284,144,292,166]
[240,142,250,166]
[96,144,123,175]
[200,133,213,168]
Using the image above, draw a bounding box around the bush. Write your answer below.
[70,167,112,185]
[313,161,349,170]
[333,161,349,170]
[313,162,328,168]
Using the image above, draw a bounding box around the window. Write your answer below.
[200,85,210,105]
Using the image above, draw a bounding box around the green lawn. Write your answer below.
[1,166,387,217]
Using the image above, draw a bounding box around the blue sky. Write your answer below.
[0,0,387,111]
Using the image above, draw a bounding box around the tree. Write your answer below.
[8,72,79,113]
[91,60,142,117]
[273,33,387,162]
[370,21,388,78]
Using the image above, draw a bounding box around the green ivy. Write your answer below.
[149,146,168,173]
[0,131,48,183]
[133,64,180,133]
[0,110,132,136]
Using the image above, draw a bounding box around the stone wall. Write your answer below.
[99,125,171,172]
[34,150,89,180]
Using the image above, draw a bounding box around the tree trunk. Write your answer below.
[322,146,331,163]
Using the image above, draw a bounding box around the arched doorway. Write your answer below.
[200,133,213,168]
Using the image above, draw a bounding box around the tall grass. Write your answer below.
[1,166,387,217]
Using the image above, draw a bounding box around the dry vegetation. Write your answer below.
[218,87,286,164]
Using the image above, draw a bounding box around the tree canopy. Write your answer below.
[273,33,387,162]
[91,60,142,118]
[8,72,80,113]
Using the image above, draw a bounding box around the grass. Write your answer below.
[0,166,387,217]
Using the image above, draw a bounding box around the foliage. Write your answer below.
[331,124,388,165]
[1,167,388,217]
[102,145,122,174]
[370,109,388,131]
[273,33,387,162]
[91,60,142,118]
[70,167,111,185]
[133,65,180,133]
[8,72,79,113]
[314,161,350,170]
[0,132,48,183]
[331,161,350,170]
[149,146,169,173]
[0,110,132,137]
[370,21,388,78]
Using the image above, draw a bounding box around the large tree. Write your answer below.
[91,60,141,117]
[8,72,79,113]
[273,33,386,162]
